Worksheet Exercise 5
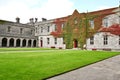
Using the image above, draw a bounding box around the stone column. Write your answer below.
[31,39,33,47]
[26,39,28,47]
[20,38,23,47]
[0,37,2,47]
[14,38,16,47]
[7,38,10,47]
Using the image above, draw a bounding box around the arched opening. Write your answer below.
[28,40,31,47]
[22,39,26,47]
[2,38,7,47]
[9,38,14,47]
[16,39,20,47]
[33,40,36,47]
[73,39,78,48]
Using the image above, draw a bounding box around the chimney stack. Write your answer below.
[35,18,38,22]
[29,18,34,23]
[16,17,20,23]
[42,18,47,21]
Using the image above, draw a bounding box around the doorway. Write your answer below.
[73,39,78,48]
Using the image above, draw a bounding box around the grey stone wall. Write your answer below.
[0,20,37,47]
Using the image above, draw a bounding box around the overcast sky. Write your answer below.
[0,0,119,23]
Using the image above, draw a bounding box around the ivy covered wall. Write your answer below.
[62,8,116,49]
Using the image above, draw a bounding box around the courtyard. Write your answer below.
[0,48,119,80]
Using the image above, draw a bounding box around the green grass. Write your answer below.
[0,48,52,51]
[0,48,119,80]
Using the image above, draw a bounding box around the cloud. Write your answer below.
[0,0,74,23]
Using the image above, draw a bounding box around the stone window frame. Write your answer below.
[7,26,11,32]
[47,38,50,45]
[47,26,50,32]
[103,35,108,45]
[61,23,64,29]
[54,38,57,44]
[20,28,23,34]
[103,17,109,27]
[41,27,43,33]
[89,20,94,29]
[31,29,33,35]
[90,36,94,45]
[119,35,120,45]
[35,27,37,33]
[54,24,57,31]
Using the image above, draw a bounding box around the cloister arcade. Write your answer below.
[1,37,37,47]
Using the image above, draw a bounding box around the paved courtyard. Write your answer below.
[47,55,120,80]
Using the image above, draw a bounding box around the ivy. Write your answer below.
[63,11,100,49]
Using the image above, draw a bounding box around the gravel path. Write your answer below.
[47,55,120,80]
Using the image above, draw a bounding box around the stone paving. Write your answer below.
[47,55,120,80]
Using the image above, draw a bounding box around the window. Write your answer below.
[47,26,50,32]
[54,38,57,44]
[41,27,43,33]
[90,36,94,45]
[31,30,33,35]
[74,19,78,24]
[47,38,50,44]
[103,35,108,45]
[8,26,11,32]
[119,16,120,24]
[119,35,120,45]
[35,27,37,33]
[89,20,94,29]
[61,23,64,29]
[103,18,108,27]
[54,24,57,31]
[20,28,23,34]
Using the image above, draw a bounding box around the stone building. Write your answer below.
[35,7,118,49]
[0,17,37,47]
[86,9,120,51]
[35,18,66,49]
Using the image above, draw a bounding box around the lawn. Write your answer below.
[0,48,119,80]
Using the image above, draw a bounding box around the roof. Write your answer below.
[98,24,120,35]
[88,7,117,15]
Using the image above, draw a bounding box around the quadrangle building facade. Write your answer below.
[0,18,37,47]
[0,7,120,51]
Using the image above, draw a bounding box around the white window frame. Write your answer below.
[90,36,94,45]
[103,35,108,45]
[89,20,94,29]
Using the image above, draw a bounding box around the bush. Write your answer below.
[59,47,62,49]
[51,46,55,48]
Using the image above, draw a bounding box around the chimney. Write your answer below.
[42,18,47,21]
[29,18,34,23]
[35,18,38,22]
[16,17,20,23]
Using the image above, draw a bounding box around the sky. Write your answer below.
[0,0,119,23]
